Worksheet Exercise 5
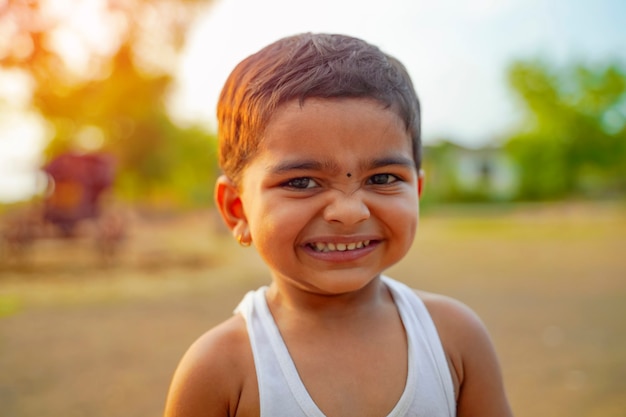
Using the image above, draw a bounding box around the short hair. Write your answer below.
[217,32,421,184]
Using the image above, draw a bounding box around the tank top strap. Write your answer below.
[382,276,456,416]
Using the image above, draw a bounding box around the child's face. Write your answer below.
[222,97,420,295]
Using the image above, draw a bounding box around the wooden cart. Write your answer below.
[1,152,125,262]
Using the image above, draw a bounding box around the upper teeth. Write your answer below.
[311,240,371,252]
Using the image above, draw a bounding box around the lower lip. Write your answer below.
[303,241,379,262]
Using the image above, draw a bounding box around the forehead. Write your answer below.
[258,98,412,162]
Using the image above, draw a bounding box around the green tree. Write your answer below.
[0,0,217,207]
[505,59,626,200]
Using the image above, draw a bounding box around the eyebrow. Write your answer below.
[268,155,415,175]
[268,159,339,175]
[363,155,416,171]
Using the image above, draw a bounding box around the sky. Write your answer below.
[1,0,625,202]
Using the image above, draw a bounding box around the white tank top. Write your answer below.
[235,276,456,416]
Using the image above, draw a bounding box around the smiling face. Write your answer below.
[216,98,421,297]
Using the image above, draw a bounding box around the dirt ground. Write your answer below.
[1,201,625,417]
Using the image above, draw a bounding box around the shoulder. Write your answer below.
[163,314,258,417]
[415,290,489,354]
[414,290,513,417]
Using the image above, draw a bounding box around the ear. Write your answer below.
[214,175,249,239]
[417,169,425,198]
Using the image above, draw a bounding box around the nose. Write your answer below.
[322,191,370,225]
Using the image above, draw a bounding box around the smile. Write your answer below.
[309,240,372,253]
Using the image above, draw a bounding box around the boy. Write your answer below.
[164,33,513,416]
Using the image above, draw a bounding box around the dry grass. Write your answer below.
[1,201,625,417]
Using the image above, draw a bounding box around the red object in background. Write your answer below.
[42,152,116,235]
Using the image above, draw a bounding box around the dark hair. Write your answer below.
[217,32,421,184]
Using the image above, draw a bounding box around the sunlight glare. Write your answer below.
[45,0,126,76]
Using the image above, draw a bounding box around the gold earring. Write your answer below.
[237,234,251,247]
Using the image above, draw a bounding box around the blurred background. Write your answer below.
[0,0,625,416]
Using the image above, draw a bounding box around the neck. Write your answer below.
[265,276,389,324]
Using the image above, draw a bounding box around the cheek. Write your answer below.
[246,199,301,243]
[402,215,418,243]
[389,196,419,239]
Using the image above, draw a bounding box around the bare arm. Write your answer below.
[163,316,256,417]
[419,292,513,417]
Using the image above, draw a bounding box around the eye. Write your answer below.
[368,173,399,185]
[284,177,318,189]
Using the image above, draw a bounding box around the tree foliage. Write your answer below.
[0,0,216,208]
[505,59,626,200]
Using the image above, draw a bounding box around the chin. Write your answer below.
[306,271,382,296]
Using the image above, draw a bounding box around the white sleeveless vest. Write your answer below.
[235,276,456,416]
